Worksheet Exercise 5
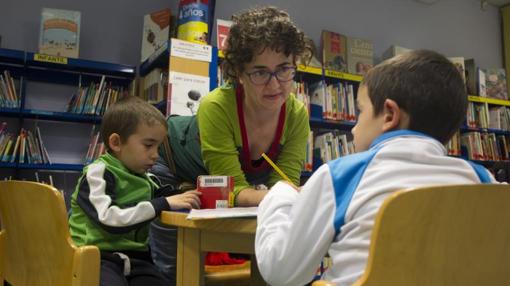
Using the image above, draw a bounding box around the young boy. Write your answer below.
[255,50,498,286]
[69,96,200,286]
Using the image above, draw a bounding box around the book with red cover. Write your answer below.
[197,175,234,209]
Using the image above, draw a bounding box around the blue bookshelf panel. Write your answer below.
[0,48,25,66]
[22,109,102,124]
[26,52,135,79]
[17,163,85,171]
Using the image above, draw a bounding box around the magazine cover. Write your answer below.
[321,30,347,72]
[167,71,210,116]
[39,8,81,58]
[141,8,173,63]
[346,37,374,75]
[485,68,508,100]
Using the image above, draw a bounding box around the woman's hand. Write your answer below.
[235,188,269,207]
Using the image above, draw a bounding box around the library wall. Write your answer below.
[0,0,503,68]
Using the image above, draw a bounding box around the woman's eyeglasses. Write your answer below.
[245,66,296,86]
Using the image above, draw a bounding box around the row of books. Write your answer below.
[0,70,20,108]
[84,130,105,164]
[66,76,127,116]
[0,122,51,164]
[314,131,355,165]
[466,102,510,131]
[460,132,510,162]
[140,68,168,104]
[298,80,357,122]
[455,57,507,100]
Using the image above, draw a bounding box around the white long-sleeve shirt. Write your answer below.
[255,130,497,286]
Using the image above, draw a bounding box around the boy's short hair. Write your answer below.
[100,96,167,151]
[362,49,467,144]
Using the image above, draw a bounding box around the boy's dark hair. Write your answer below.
[362,50,467,144]
[222,6,313,83]
[100,96,167,151]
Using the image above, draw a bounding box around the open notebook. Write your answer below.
[186,207,258,220]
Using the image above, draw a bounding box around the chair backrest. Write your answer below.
[0,180,100,286]
[352,184,510,286]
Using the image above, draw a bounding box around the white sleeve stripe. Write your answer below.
[87,163,156,227]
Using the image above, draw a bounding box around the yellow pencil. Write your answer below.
[261,153,297,188]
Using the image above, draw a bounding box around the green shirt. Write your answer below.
[69,153,170,251]
[197,85,310,196]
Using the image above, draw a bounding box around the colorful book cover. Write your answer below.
[485,68,508,100]
[141,8,173,63]
[39,8,81,58]
[346,37,374,75]
[177,0,210,44]
[321,30,347,72]
[197,175,234,209]
[167,71,210,116]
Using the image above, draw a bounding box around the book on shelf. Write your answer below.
[0,123,51,164]
[216,19,232,53]
[321,30,347,72]
[484,68,508,100]
[84,130,105,164]
[39,8,81,58]
[346,36,374,76]
[140,68,168,104]
[0,70,20,108]
[478,68,487,97]
[298,38,322,68]
[176,0,211,45]
[448,57,466,85]
[464,59,477,95]
[167,71,209,116]
[141,8,175,63]
[382,45,412,60]
[67,76,126,116]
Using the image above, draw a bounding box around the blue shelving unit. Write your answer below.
[0,48,135,174]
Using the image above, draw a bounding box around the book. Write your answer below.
[39,8,81,58]
[448,57,466,85]
[321,30,347,72]
[216,19,232,54]
[187,207,257,220]
[382,45,412,60]
[197,175,234,209]
[484,68,508,100]
[346,37,374,75]
[478,68,487,97]
[141,8,174,63]
[464,59,477,95]
[167,71,210,116]
[298,38,322,68]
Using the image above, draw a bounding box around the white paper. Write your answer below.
[167,71,210,116]
[170,38,212,62]
[186,207,258,220]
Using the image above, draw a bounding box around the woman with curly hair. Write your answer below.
[197,6,312,206]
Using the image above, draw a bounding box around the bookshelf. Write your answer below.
[0,48,135,177]
[138,40,219,113]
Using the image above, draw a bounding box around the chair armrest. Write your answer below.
[312,280,336,286]
[72,245,100,286]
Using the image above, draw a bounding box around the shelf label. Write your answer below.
[34,53,68,64]
[325,69,362,82]
[170,38,212,62]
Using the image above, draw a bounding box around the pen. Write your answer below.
[261,153,297,188]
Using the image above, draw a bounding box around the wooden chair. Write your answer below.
[0,180,100,286]
[313,184,510,286]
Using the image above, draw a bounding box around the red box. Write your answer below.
[197,176,234,209]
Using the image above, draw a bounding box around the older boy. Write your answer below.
[255,50,498,286]
[69,96,200,286]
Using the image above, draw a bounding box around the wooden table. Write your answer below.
[160,211,266,286]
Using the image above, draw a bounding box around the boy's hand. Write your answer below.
[166,190,201,210]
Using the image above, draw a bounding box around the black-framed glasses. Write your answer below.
[245,66,297,86]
